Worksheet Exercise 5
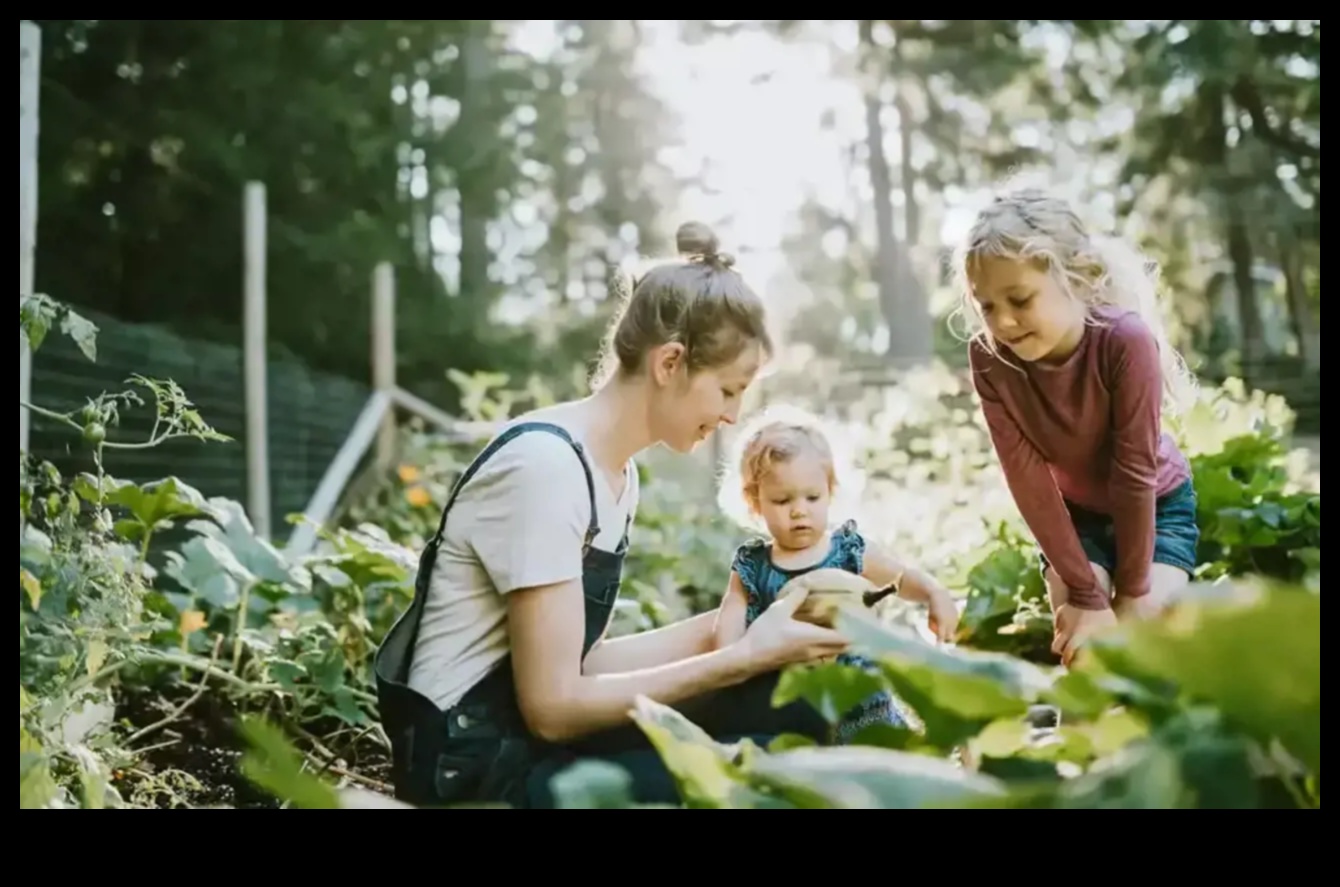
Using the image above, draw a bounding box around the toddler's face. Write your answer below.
[754,452,832,550]
[968,255,1087,363]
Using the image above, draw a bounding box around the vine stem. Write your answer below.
[18,399,72,425]
[232,583,252,672]
[18,399,197,451]
[146,651,377,704]
[138,530,154,571]
[125,636,223,746]
[59,649,377,706]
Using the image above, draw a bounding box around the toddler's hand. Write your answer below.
[925,588,960,644]
[1051,604,1118,667]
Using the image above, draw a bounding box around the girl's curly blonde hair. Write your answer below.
[948,185,1198,415]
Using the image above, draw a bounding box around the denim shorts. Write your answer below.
[1038,478,1201,581]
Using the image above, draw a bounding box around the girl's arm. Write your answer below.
[860,543,941,607]
[970,351,1108,610]
[1104,317,1164,600]
[713,570,749,649]
[862,542,960,643]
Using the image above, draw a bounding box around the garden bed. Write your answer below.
[114,681,393,809]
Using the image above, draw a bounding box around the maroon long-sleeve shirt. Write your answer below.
[968,307,1191,610]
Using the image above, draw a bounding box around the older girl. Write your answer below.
[953,187,1201,665]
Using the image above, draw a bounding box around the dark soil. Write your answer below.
[114,681,393,809]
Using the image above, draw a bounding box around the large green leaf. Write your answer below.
[237,716,341,810]
[746,745,1009,809]
[162,536,246,607]
[836,608,1054,749]
[19,726,61,810]
[1157,708,1262,809]
[1049,742,1187,809]
[628,696,789,809]
[104,477,207,538]
[772,660,889,725]
[629,696,746,808]
[1085,584,1320,775]
[189,498,309,591]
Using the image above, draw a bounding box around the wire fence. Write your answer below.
[27,307,371,540]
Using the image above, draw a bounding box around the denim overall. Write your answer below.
[373,421,628,808]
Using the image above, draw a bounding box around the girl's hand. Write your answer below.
[1051,604,1118,667]
[925,588,960,644]
[1113,582,1177,622]
[1113,593,1161,622]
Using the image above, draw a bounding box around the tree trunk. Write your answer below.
[457,22,493,313]
[1279,229,1319,371]
[1205,85,1267,381]
[859,20,931,367]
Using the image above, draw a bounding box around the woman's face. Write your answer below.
[650,341,764,453]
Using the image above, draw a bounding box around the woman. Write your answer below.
[374,221,851,809]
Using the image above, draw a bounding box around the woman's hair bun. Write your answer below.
[676,220,734,268]
[676,221,719,259]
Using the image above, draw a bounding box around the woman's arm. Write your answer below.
[582,568,749,673]
[582,610,720,675]
[712,570,749,649]
[508,579,760,742]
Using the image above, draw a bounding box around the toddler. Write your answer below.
[952,185,1202,665]
[713,407,959,744]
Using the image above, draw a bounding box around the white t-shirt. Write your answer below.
[407,409,640,711]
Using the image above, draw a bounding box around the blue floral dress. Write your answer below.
[732,519,910,744]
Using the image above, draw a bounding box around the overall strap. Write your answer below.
[428,421,601,553]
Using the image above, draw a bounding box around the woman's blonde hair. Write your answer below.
[591,221,772,387]
[948,186,1198,415]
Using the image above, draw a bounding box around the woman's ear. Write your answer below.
[649,342,686,387]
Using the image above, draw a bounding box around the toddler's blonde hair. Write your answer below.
[718,404,855,533]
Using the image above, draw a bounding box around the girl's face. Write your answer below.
[968,255,1087,363]
[753,451,832,551]
[648,340,763,454]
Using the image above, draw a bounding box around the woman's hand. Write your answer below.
[738,586,851,672]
